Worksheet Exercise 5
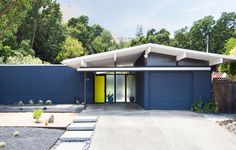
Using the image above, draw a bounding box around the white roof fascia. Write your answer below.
[77,67,211,72]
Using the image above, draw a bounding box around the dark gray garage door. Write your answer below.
[149,72,192,110]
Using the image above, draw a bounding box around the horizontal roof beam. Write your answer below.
[176,52,187,61]
[144,46,151,58]
[80,60,87,67]
[209,58,223,66]
[77,67,211,72]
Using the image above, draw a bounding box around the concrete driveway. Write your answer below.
[81,104,236,150]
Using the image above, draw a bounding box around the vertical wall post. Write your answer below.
[114,61,117,102]
[84,72,87,109]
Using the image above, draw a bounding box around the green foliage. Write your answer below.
[33,109,43,123]
[16,40,35,56]
[171,27,191,49]
[191,97,203,112]
[0,0,32,39]
[218,38,236,75]
[91,29,114,53]
[191,97,218,113]
[211,12,236,54]
[16,0,66,63]
[18,101,24,106]
[29,100,34,106]
[38,100,44,105]
[45,100,52,105]
[189,16,215,52]
[0,54,47,64]
[56,36,85,62]
[202,101,218,113]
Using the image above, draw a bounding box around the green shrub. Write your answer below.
[191,97,203,112]
[45,100,53,105]
[38,100,44,105]
[28,100,34,105]
[33,109,43,123]
[202,101,218,113]
[18,101,24,106]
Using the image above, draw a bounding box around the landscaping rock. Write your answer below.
[48,114,54,123]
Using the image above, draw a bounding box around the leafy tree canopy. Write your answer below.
[56,36,85,62]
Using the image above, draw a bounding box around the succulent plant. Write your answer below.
[45,100,53,105]
[18,101,24,106]
[38,100,44,105]
[44,120,48,126]
[33,109,43,123]
[14,131,20,137]
[29,100,34,105]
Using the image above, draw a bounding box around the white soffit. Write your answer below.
[62,43,236,69]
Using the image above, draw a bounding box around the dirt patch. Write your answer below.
[0,113,78,128]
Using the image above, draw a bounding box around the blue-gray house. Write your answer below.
[1,43,236,110]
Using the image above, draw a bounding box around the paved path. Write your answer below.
[81,104,236,150]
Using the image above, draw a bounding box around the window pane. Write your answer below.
[106,75,114,102]
[127,75,136,102]
[116,75,125,102]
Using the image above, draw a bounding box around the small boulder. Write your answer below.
[48,114,54,123]
[0,141,6,147]
[13,131,20,137]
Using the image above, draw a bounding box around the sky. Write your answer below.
[58,0,236,38]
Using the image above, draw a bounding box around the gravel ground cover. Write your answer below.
[217,120,236,135]
[0,127,64,150]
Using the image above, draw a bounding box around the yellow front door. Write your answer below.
[95,75,105,103]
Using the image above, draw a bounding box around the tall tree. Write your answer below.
[188,16,215,52]
[0,0,32,39]
[171,27,191,49]
[17,0,66,63]
[56,36,85,62]
[212,12,236,54]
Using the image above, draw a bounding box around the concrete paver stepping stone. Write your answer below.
[73,116,98,123]
[60,131,93,141]
[55,142,85,150]
[67,122,96,131]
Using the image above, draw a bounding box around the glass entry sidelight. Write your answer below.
[106,75,114,102]
[116,75,126,102]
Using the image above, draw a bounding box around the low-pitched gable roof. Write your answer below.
[62,43,236,69]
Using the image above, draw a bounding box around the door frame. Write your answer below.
[94,73,136,103]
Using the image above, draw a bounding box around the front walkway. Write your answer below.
[81,103,236,150]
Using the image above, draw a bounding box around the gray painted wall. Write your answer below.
[0,66,93,105]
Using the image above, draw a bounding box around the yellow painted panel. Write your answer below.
[95,76,105,103]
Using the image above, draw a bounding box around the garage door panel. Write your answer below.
[149,72,192,110]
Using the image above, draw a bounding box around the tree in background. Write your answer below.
[171,27,191,49]
[68,16,115,54]
[56,36,85,62]
[0,0,32,39]
[17,0,66,63]
[212,12,236,54]
[218,38,236,75]
[188,16,215,52]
